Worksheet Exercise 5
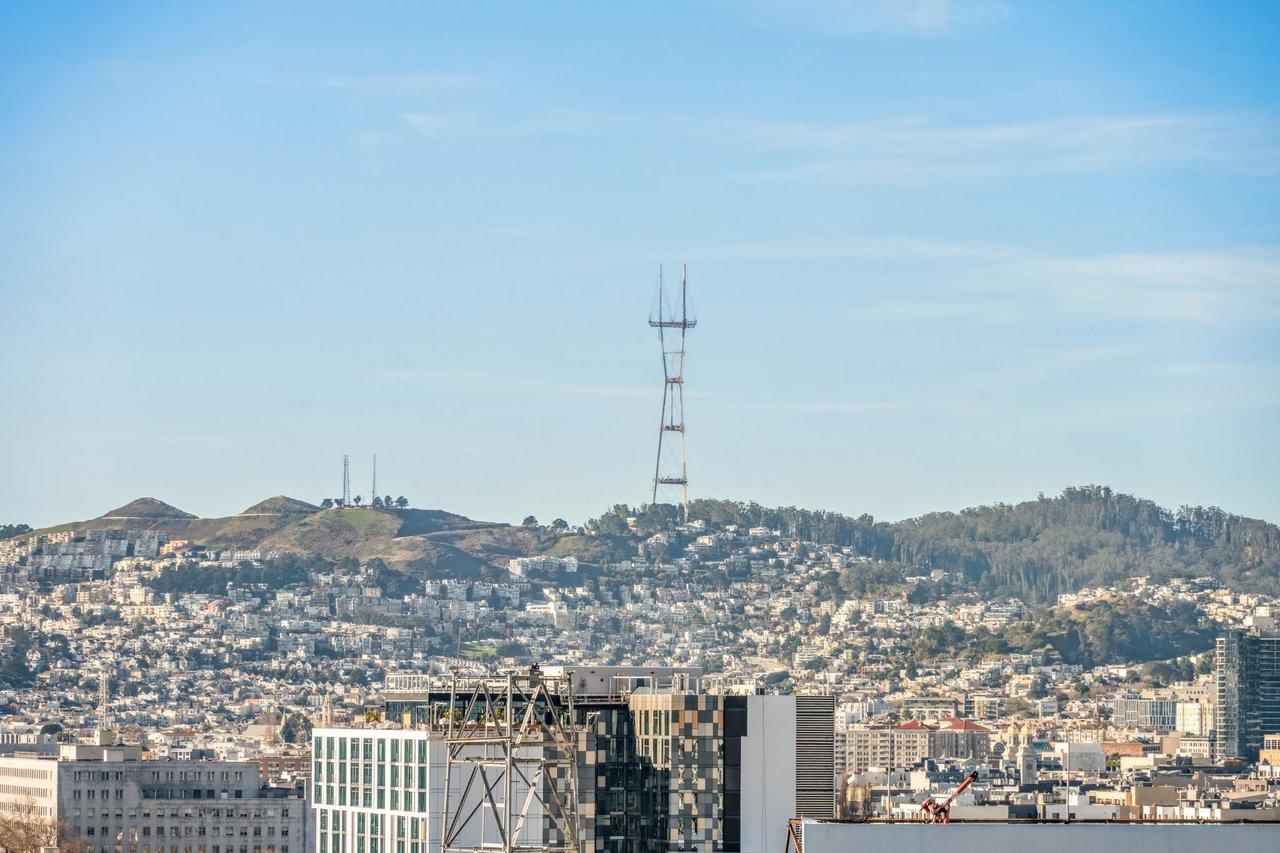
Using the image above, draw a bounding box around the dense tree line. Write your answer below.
[593,487,1280,603]
[363,558,421,599]
[0,523,32,540]
[144,555,318,595]
[889,486,1280,600]
[878,598,1215,669]
[0,627,35,688]
[1002,598,1217,668]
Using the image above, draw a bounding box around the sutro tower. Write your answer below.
[650,264,696,520]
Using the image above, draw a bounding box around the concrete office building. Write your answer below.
[840,718,990,774]
[0,735,307,853]
[1110,696,1178,731]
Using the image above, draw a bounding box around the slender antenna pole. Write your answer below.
[342,454,350,506]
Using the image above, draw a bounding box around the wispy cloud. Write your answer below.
[970,247,1280,326]
[670,235,1026,263]
[399,109,659,141]
[313,72,481,97]
[369,369,746,404]
[488,221,578,241]
[400,112,478,139]
[404,443,505,456]
[1017,384,1280,426]
[396,107,1279,184]
[665,234,1280,327]
[70,432,239,447]
[735,114,1280,184]
[369,369,653,401]
[707,0,1011,35]
[966,344,1150,389]
[740,399,901,413]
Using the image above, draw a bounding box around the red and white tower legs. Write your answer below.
[650,265,696,521]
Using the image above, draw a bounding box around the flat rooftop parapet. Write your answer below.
[795,818,1280,853]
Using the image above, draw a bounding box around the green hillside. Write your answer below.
[24,497,513,576]
[599,485,1280,602]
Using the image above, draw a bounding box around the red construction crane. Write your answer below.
[919,771,980,824]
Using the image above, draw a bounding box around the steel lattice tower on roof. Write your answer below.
[440,671,582,853]
[650,265,696,520]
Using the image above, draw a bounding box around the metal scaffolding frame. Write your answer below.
[441,670,582,853]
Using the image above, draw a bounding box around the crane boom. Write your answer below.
[919,771,979,824]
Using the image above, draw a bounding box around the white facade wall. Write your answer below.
[0,754,58,818]
[739,697,796,853]
[799,821,1276,853]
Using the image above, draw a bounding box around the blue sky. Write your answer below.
[2,1,1278,528]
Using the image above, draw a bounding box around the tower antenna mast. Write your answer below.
[98,668,111,733]
[371,454,378,504]
[342,454,350,507]
[649,264,696,521]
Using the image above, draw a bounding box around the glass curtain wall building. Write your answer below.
[1214,629,1280,761]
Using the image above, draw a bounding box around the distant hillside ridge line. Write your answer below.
[26,496,512,579]
[98,496,196,520]
[15,485,1279,602]
[594,485,1280,602]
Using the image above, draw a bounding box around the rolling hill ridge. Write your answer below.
[33,497,516,578]
[20,486,1280,601]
